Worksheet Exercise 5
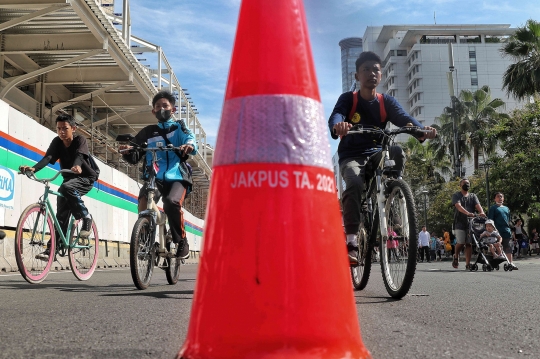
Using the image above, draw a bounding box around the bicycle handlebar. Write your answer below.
[118,144,183,154]
[18,169,75,183]
[347,125,429,137]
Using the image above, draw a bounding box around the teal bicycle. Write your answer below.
[15,169,99,283]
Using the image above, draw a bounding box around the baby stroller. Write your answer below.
[468,217,513,272]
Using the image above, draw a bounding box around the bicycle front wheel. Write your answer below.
[15,204,55,284]
[380,179,418,299]
[68,219,99,281]
[351,217,375,290]
[130,216,155,290]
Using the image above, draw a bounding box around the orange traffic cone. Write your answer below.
[177,0,371,358]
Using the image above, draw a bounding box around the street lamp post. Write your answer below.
[481,161,492,207]
[447,43,461,179]
[422,190,429,229]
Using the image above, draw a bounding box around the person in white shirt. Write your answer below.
[418,226,431,263]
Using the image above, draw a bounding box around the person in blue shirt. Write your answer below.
[328,51,437,263]
[488,192,517,269]
[119,91,197,259]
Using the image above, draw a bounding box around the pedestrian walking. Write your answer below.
[418,226,430,263]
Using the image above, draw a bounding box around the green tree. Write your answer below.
[501,19,540,101]
[403,137,451,194]
[403,138,452,230]
[487,95,540,217]
[433,86,508,172]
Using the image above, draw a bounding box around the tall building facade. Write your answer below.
[339,37,363,93]
[334,25,521,198]
[361,25,519,131]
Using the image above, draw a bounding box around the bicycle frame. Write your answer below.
[26,170,89,253]
[137,148,173,259]
[351,126,424,246]
[139,160,168,256]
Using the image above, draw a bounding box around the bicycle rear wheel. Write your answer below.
[130,216,155,289]
[68,219,99,281]
[380,179,418,299]
[15,204,55,284]
[351,226,373,290]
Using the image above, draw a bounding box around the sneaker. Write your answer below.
[80,216,93,238]
[175,237,190,259]
[511,263,519,270]
[35,249,50,261]
[498,255,506,259]
[347,243,359,265]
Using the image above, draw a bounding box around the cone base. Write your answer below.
[178,345,371,359]
[178,164,371,359]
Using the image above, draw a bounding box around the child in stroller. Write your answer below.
[480,220,505,260]
[468,217,513,271]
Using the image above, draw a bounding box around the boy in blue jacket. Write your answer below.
[119,91,197,259]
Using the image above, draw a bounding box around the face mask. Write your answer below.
[155,109,172,122]
[461,184,470,191]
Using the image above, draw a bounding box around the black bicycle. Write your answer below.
[117,134,183,290]
[348,125,428,299]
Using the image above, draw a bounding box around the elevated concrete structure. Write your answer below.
[0,0,211,218]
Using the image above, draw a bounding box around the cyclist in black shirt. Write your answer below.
[19,114,97,260]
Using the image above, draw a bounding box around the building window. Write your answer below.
[397,50,407,56]
[470,64,477,72]
[471,78,478,86]
[469,46,476,59]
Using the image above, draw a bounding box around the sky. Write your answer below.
[123,0,540,155]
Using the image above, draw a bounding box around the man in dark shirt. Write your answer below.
[328,51,436,263]
[20,114,97,260]
[451,178,486,269]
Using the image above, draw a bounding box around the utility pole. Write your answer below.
[422,190,429,228]
[447,42,461,179]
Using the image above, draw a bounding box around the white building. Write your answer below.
[334,24,521,198]
[362,24,519,129]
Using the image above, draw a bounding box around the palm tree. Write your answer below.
[403,137,451,194]
[433,86,508,172]
[458,86,509,169]
[501,19,540,100]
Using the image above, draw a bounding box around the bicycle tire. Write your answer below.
[351,226,373,290]
[68,219,99,281]
[130,216,155,290]
[15,204,55,284]
[165,257,180,285]
[379,179,418,299]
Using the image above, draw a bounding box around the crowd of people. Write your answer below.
[417,178,540,270]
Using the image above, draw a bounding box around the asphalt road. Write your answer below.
[1,255,540,359]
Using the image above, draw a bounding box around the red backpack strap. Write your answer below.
[377,93,386,122]
[348,91,358,121]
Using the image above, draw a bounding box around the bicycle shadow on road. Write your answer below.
[0,280,138,292]
[353,295,399,304]
[0,280,195,299]
[101,289,194,300]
